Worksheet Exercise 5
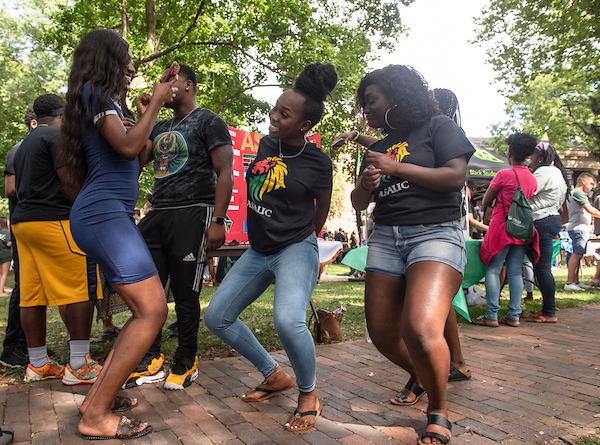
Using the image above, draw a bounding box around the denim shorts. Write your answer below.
[568,230,589,255]
[366,220,467,277]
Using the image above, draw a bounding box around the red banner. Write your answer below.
[225,128,321,243]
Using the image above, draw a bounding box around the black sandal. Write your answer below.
[390,380,425,406]
[418,414,452,444]
[448,364,471,382]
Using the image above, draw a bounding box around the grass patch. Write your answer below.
[576,435,600,445]
[1,264,599,385]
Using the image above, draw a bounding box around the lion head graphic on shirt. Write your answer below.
[248,157,287,201]
[153,131,189,178]
[381,141,410,183]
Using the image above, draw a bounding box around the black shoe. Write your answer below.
[167,321,178,331]
[0,345,29,368]
[168,326,179,338]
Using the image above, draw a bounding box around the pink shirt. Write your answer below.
[480,166,539,266]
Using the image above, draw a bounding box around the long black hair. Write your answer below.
[355,65,438,134]
[59,29,131,198]
[292,62,338,129]
[536,142,571,201]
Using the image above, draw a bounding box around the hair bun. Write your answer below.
[294,62,338,102]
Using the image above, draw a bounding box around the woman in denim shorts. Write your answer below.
[350,65,474,445]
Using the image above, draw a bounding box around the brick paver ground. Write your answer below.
[3,304,600,444]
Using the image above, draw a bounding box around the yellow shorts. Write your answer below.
[12,220,102,307]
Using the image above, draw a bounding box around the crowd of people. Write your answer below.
[0,27,596,445]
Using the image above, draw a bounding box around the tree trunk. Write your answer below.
[119,0,127,39]
[146,0,156,48]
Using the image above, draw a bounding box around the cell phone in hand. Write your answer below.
[331,137,344,148]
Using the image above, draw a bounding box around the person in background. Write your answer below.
[205,62,336,432]
[524,143,569,320]
[0,217,12,296]
[0,105,37,369]
[350,66,474,445]
[476,133,538,328]
[564,172,600,290]
[12,94,101,388]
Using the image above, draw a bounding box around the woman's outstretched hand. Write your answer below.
[331,132,356,149]
[152,76,179,106]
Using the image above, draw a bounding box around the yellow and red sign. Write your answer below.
[226,127,320,243]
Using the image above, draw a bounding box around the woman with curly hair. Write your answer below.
[476,133,538,328]
[350,65,474,445]
[525,143,568,322]
[205,62,336,432]
[58,29,177,440]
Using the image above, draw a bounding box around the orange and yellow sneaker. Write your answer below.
[122,353,165,389]
[24,357,65,382]
[62,354,102,385]
[164,355,198,390]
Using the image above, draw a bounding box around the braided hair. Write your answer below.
[433,88,461,127]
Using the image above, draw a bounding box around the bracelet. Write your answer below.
[352,130,360,141]
[360,181,370,192]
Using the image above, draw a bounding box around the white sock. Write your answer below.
[69,340,90,370]
[28,346,48,368]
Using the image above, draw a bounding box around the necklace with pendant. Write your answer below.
[168,107,198,133]
[278,138,308,159]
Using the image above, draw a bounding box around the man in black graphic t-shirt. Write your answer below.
[127,64,234,390]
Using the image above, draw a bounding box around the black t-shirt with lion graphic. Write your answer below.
[359,115,475,226]
[150,108,232,208]
[246,136,332,255]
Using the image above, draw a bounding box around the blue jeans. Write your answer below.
[532,215,562,315]
[204,234,319,392]
[485,244,526,321]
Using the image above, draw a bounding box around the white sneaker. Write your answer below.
[576,282,591,289]
[564,283,584,291]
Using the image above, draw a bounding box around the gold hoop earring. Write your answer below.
[385,107,399,130]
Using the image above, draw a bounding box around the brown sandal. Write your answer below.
[81,416,152,440]
[242,367,295,402]
[526,312,557,323]
[472,316,499,327]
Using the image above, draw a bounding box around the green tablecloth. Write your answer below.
[342,239,561,323]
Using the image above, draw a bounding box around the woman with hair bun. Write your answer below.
[58,29,177,440]
[205,62,337,432]
[351,65,475,445]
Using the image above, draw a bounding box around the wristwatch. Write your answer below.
[211,216,225,225]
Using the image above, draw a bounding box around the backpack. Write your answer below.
[500,169,534,242]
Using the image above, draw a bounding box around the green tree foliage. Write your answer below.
[0,0,66,193]
[475,0,600,150]
[2,0,413,200]
[43,0,411,136]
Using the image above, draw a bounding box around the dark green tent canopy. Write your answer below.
[467,140,509,186]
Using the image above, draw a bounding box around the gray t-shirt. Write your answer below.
[530,166,567,221]
[566,188,591,232]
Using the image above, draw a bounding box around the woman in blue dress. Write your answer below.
[58,29,177,440]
